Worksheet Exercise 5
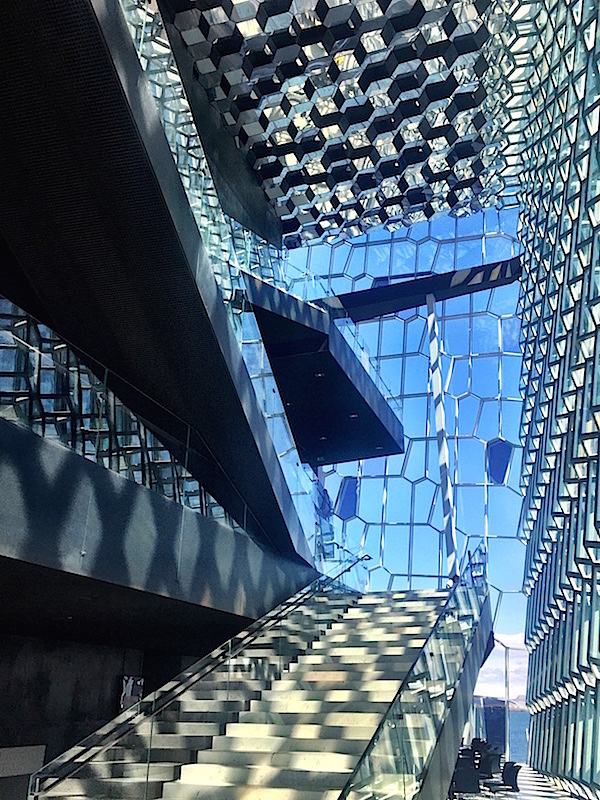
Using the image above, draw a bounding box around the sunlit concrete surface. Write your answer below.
[456,765,580,800]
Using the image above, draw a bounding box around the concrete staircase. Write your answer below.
[38,590,448,800]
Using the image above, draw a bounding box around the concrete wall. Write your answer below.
[0,635,143,763]
[0,419,317,621]
[0,420,318,779]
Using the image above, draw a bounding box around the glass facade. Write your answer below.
[505,0,600,796]
[8,0,600,790]
[281,212,525,625]
[166,0,512,245]
[117,0,528,626]
[0,298,239,528]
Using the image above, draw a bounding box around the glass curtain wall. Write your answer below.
[280,209,526,634]
[503,0,600,795]
[0,298,239,527]
[119,0,324,549]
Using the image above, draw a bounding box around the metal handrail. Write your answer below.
[338,543,489,799]
[29,556,368,797]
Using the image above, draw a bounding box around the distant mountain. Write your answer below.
[510,695,528,711]
[473,694,529,711]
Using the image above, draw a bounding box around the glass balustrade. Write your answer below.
[28,559,367,799]
[339,545,489,800]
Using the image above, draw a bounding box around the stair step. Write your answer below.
[323,628,429,642]
[125,734,213,750]
[297,651,420,664]
[185,679,266,693]
[176,697,253,709]
[209,735,368,756]
[271,679,401,692]
[162,785,341,799]
[195,748,357,771]
[248,698,393,714]
[175,710,241,722]
[236,710,385,725]
[138,722,225,736]
[223,722,377,739]
[310,642,426,654]
[74,761,179,780]
[42,777,165,798]
[101,747,194,763]
[179,689,262,701]
[176,762,350,789]
[286,663,412,676]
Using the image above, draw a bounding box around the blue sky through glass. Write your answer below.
[283,208,527,651]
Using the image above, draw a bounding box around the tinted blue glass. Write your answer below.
[484,208,501,233]
[471,356,500,397]
[368,244,391,277]
[406,317,426,351]
[458,395,480,434]
[369,227,392,242]
[411,221,429,241]
[457,439,486,483]
[348,247,366,276]
[485,235,513,261]
[392,240,417,274]
[382,525,410,571]
[457,237,483,266]
[334,476,358,520]
[488,485,521,536]
[368,567,390,591]
[487,438,512,484]
[458,214,484,236]
[501,355,522,397]
[381,318,403,356]
[501,400,522,443]
[378,358,401,394]
[355,319,380,356]
[330,275,352,293]
[309,244,331,275]
[477,400,499,439]
[417,239,438,271]
[414,479,436,523]
[445,293,470,316]
[436,242,456,272]
[411,526,441,573]
[490,282,520,315]
[501,317,521,353]
[431,214,456,239]
[444,318,470,353]
[404,440,426,481]
[332,242,351,274]
[448,358,469,396]
[507,447,523,491]
[487,537,526,591]
[362,456,388,476]
[456,487,485,534]
[358,478,385,522]
[404,354,429,391]
[403,397,428,437]
[385,477,412,522]
[473,314,499,353]
[472,289,491,312]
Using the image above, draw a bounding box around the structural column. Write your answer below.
[426,293,458,582]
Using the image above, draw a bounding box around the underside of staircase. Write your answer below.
[32,582,488,800]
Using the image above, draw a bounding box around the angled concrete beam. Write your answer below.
[316,256,522,322]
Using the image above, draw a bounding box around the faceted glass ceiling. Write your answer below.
[170,0,511,245]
